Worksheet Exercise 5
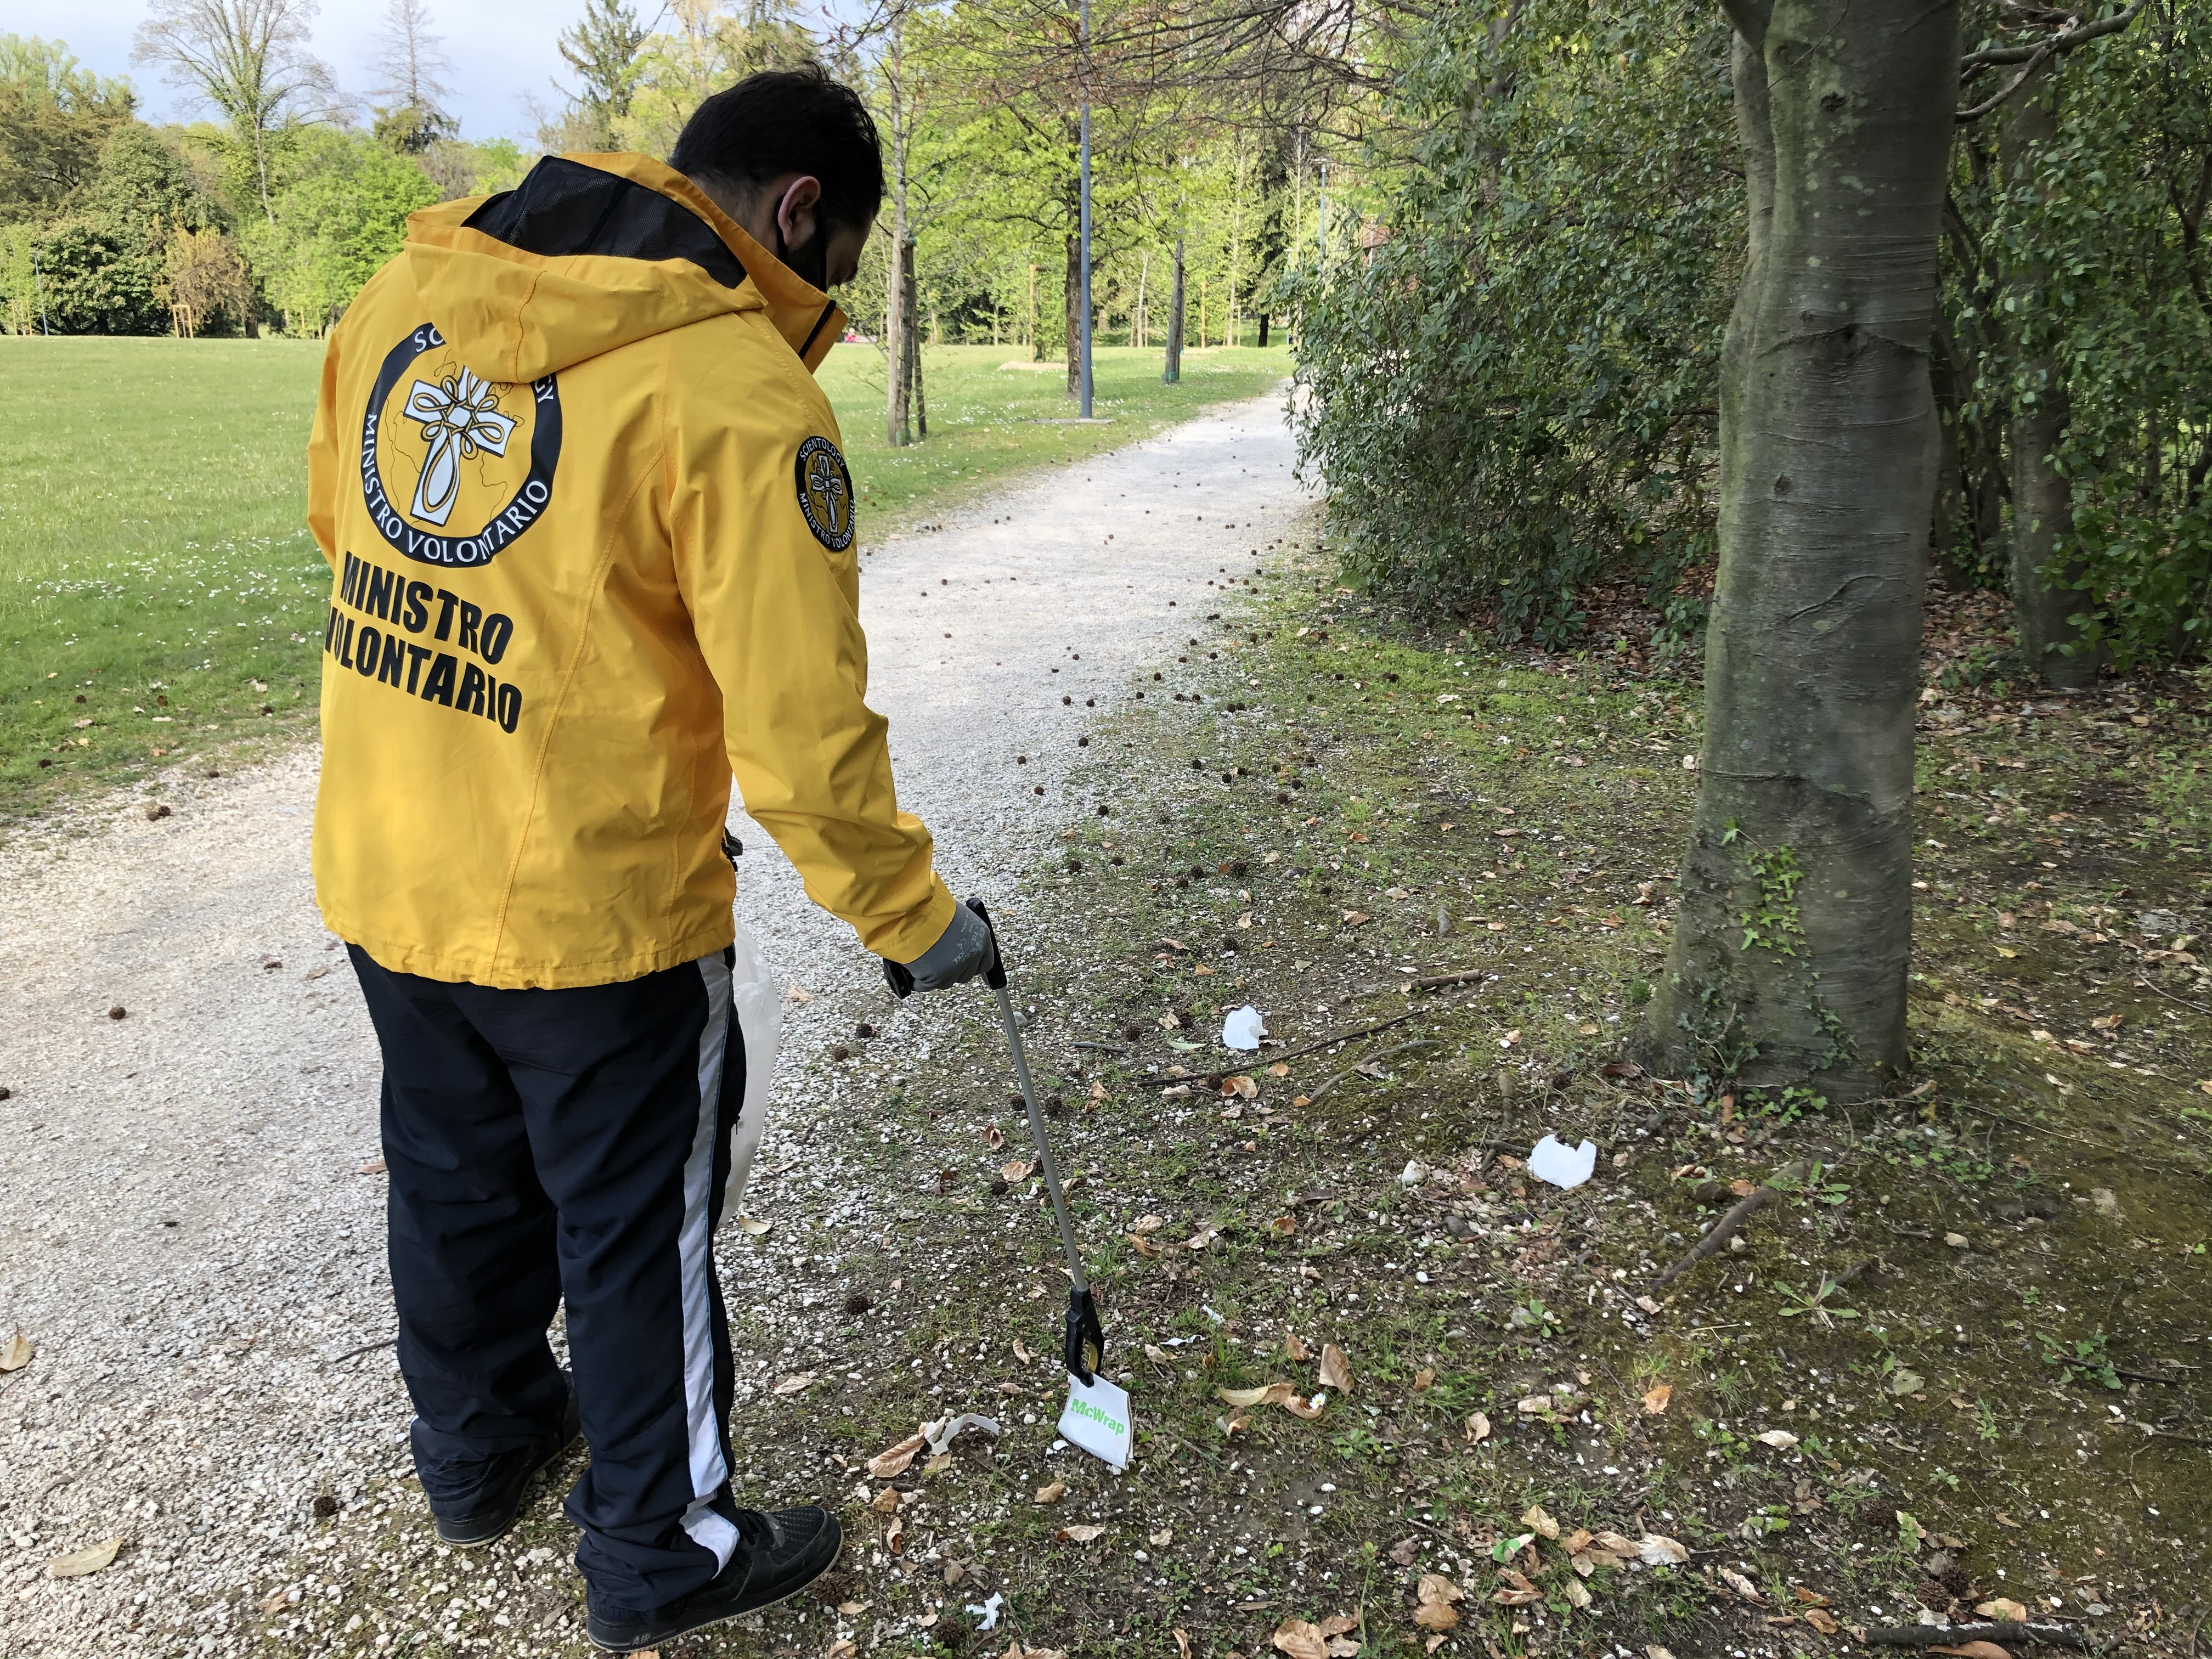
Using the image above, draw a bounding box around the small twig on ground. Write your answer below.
[330,1336,396,1366]
[1305,1041,1441,1105]
[1863,1622,2085,1649]
[1257,1007,1437,1071]
[2137,1425,2212,1448]
[1647,1163,1804,1293]
[1945,1096,2209,1175]
[2136,974,2212,1019]
[1071,1041,1126,1053]
[1409,967,1491,991]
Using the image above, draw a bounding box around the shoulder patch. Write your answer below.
[794,436,855,552]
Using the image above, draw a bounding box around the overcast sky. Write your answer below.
[0,0,608,145]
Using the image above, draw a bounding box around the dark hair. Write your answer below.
[670,65,884,234]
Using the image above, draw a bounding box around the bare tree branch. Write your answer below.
[1955,0,2143,122]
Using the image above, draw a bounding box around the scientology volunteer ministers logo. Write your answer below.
[360,323,563,567]
[794,435,855,552]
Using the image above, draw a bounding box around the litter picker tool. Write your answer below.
[884,899,1131,1471]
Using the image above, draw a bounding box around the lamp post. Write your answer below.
[1076,0,1093,418]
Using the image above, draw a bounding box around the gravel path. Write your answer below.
[0,392,1311,1656]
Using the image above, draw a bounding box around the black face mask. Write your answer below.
[775,221,829,291]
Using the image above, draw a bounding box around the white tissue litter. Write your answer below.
[1221,1005,1268,1050]
[1528,1134,1599,1189]
[922,1413,1002,1456]
[966,1592,1006,1631]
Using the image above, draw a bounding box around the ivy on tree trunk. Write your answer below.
[1639,0,1958,1102]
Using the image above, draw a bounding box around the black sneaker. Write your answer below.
[428,1386,582,1548]
[585,1505,843,1654]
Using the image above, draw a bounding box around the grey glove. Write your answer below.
[898,900,997,992]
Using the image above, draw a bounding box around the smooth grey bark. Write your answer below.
[1163,238,1186,383]
[1639,0,1958,1103]
[2002,65,2098,688]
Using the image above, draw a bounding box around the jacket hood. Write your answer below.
[403,152,847,384]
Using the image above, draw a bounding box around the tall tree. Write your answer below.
[0,36,138,222]
[556,0,647,149]
[611,0,814,155]
[369,0,456,152]
[132,0,335,222]
[1639,0,1960,1102]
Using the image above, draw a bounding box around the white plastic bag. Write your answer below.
[722,917,782,1216]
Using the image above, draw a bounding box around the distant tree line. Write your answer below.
[0,3,520,338]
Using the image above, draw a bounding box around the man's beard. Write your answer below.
[776,224,828,291]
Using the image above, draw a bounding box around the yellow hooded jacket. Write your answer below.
[306,152,955,989]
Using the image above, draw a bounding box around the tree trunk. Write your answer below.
[1164,239,1186,383]
[1257,313,1270,347]
[1064,233,1081,398]
[886,189,911,448]
[1133,251,1148,347]
[904,235,926,441]
[1638,0,1957,1104]
[2004,64,2097,689]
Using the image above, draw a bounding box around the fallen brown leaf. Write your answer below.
[0,1330,33,1373]
[1034,1480,1066,1504]
[772,1372,815,1395]
[1717,1566,1764,1603]
[1285,1333,1312,1362]
[1272,1618,1330,1659]
[1927,1645,2011,1659]
[1057,1523,1106,1543]
[866,1435,926,1479]
[1802,1608,1841,1635]
[1521,1504,1559,1539]
[870,1486,901,1515]
[1792,1587,1832,1608]
[1974,1598,2028,1623]
[1640,1382,1673,1414]
[1319,1342,1355,1394]
[1465,1410,1491,1442]
[46,1537,123,1579]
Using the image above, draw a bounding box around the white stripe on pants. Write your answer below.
[675,951,738,1569]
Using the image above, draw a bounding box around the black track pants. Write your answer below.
[349,944,748,1618]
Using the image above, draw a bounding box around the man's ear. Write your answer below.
[776,175,823,244]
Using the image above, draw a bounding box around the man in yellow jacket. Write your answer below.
[306,67,993,1653]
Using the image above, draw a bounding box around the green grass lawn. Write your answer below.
[0,337,1287,821]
